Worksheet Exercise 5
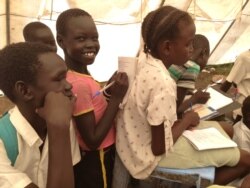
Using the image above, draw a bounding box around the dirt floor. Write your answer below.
[195,63,233,89]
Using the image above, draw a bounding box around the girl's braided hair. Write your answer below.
[141,6,193,57]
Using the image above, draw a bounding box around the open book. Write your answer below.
[183,127,237,151]
[191,104,219,120]
[205,87,233,110]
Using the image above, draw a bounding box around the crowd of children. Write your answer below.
[0,5,250,188]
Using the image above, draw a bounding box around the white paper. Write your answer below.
[118,56,138,83]
[191,104,219,120]
[183,127,237,151]
[206,87,233,110]
[118,56,138,108]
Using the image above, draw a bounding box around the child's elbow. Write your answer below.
[151,147,165,156]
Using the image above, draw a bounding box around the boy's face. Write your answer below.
[168,21,195,66]
[33,28,57,52]
[60,15,100,66]
[30,52,73,107]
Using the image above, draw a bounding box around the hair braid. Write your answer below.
[141,10,157,53]
[141,6,193,57]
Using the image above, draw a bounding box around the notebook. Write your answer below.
[183,127,237,151]
[205,87,233,110]
[191,104,219,120]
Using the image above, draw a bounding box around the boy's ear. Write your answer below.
[56,34,65,49]
[14,81,34,101]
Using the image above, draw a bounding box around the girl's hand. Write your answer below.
[110,72,129,101]
[183,110,200,128]
[192,89,210,104]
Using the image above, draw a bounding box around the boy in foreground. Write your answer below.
[0,42,80,188]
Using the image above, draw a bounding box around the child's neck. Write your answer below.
[67,63,89,75]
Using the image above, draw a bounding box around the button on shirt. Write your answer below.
[0,106,80,188]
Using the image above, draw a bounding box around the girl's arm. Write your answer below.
[177,89,210,115]
[151,111,200,156]
[75,72,128,150]
[172,111,199,142]
[151,124,165,156]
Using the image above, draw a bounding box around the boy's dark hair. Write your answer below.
[193,34,210,55]
[0,42,53,102]
[56,8,91,36]
[242,96,250,119]
[141,5,193,57]
[23,22,51,41]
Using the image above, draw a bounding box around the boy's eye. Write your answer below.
[54,74,66,81]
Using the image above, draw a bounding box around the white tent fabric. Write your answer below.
[0,0,250,81]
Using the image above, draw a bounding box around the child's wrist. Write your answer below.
[103,89,111,101]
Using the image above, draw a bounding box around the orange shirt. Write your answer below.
[67,70,115,150]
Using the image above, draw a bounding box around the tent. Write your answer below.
[1,0,250,82]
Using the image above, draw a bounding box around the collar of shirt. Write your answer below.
[9,106,43,147]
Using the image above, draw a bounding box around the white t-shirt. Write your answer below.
[0,106,80,188]
[226,50,250,116]
[116,53,177,179]
[233,120,250,152]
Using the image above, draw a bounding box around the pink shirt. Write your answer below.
[67,70,115,150]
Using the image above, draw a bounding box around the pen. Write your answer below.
[190,102,192,110]
[92,81,115,98]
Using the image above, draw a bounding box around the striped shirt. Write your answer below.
[168,60,200,89]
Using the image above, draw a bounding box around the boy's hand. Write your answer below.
[183,110,200,128]
[110,72,129,101]
[36,91,76,129]
[192,89,210,104]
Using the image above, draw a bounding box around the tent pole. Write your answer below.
[210,0,249,57]
[6,0,10,45]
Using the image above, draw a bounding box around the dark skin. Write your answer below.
[176,44,210,115]
[220,80,233,93]
[241,174,250,188]
[150,20,200,156]
[13,53,76,188]
[57,15,129,150]
[221,81,242,124]
[28,27,57,52]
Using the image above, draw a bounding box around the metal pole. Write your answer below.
[6,0,10,45]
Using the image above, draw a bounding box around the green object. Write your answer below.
[0,112,18,166]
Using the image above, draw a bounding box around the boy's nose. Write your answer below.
[64,81,73,98]
[65,80,72,90]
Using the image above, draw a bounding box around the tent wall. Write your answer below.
[0,0,6,49]
[1,0,250,81]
